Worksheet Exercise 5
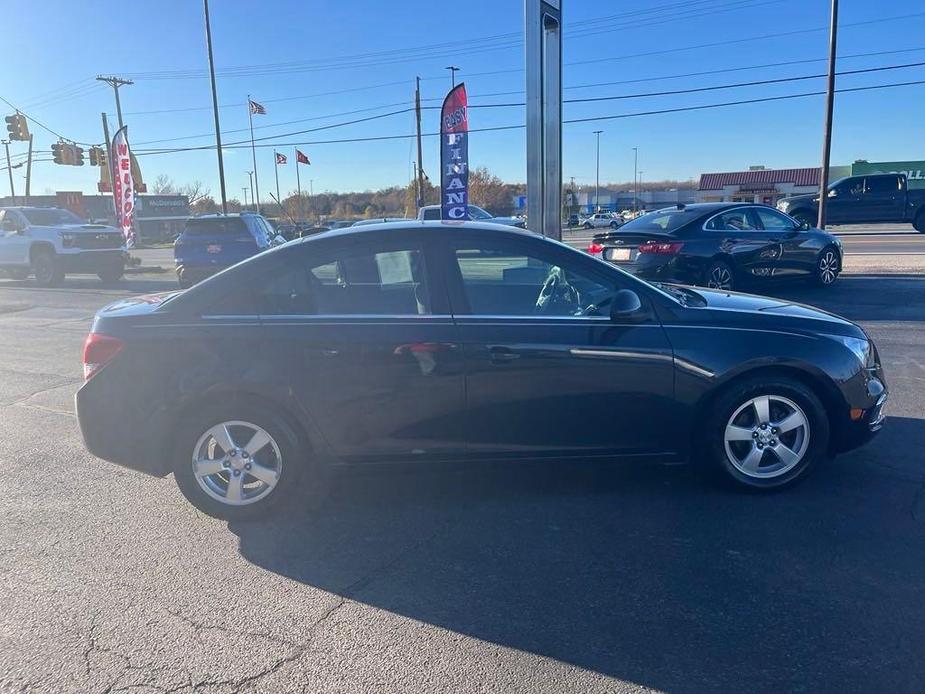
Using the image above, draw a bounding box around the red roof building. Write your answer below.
[698,167,829,205]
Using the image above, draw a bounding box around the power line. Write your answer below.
[132,77,925,156]
[0,95,95,145]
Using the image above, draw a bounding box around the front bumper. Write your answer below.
[832,376,888,453]
[59,249,127,273]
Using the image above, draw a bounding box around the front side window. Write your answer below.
[21,208,83,226]
[754,207,797,231]
[257,245,431,316]
[453,244,616,317]
[705,208,760,231]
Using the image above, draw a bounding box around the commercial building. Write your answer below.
[0,191,190,243]
[697,160,925,205]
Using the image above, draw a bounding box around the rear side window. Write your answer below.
[865,176,899,194]
[705,209,760,231]
[422,208,441,220]
[256,246,431,316]
[183,218,250,237]
[621,208,702,232]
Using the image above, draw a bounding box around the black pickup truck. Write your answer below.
[777,173,925,232]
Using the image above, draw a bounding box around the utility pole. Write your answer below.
[593,130,603,211]
[96,75,133,130]
[273,150,281,212]
[632,147,639,214]
[817,0,839,230]
[415,76,425,209]
[24,134,33,204]
[203,0,228,214]
[246,171,255,212]
[638,171,644,213]
[2,140,14,199]
[243,187,249,209]
[446,65,460,88]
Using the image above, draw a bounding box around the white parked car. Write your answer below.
[0,207,127,286]
[580,212,622,230]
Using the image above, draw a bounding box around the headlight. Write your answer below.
[825,334,871,366]
[58,231,78,246]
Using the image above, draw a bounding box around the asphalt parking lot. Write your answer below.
[1,271,924,693]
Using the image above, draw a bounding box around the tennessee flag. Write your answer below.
[296,149,310,165]
[275,152,287,164]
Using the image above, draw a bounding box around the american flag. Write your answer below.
[248,99,266,115]
[296,149,310,165]
[275,152,287,164]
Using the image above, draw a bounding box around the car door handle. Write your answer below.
[489,346,520,363]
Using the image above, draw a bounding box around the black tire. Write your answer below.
[177,269,194,289]
[792,210,815,228]
[583,222,592,230]
[173,402,319,520]
[702,376,830,491]
[703,259,736,291]
[913,210,925,233]
[811,245,840,287]
[97,267,125,285]
[32,249,65,287]
[610,221,619,229]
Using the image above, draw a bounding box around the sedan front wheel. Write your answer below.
[705,377,830,490]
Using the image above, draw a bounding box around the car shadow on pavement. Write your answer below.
[741,275,925,323]
[229,416,925,693]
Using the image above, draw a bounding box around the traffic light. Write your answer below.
[52,142,66,165]
[73,146,84,166]
[4,113,30,141]
[88,146,106,167]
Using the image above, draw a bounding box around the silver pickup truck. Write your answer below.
[0,206,127,286]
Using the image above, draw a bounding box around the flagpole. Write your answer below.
[248,94,260,214]
[274,149,281,215]
[295,148,303,222]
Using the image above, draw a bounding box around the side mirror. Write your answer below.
[272,234,286,246]
[610,289,644,321]
[1,220,16,232]
[797,221,811,231]
[827,189,838,198]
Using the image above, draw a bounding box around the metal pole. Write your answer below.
[101,113,113,217]
[273,150,281,212]
[593,130,602,211]
[295,149,302,221]
[3,141,14,198]
[24,134,33,204]
[202,0,228,214]
[243,187,249,208]
[817,0,839,230]
[248,95,260,214]
[415,76,425,209]
[446,66,460,87]
[632,147,638,214]
[247,171,255,212]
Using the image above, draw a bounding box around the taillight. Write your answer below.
[638,241,684,255]
[587,242,604,255]
[82,333,124,380]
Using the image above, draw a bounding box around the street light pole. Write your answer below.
[243,187,249,208]
[817,0,839,230]
[593,130,603,212]
[246,171,255,212]
[632,147,639,214]
[202,0,228,214]
[446,66,460,88]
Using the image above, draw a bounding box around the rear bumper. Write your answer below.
[607,255,702,284]
[175,264,226,285]
[76,375,171,477]
[60,250,126,273]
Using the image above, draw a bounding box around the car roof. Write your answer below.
[296,220,534,244]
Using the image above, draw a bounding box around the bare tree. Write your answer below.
[152,174,176,195]
[179,181,210,206]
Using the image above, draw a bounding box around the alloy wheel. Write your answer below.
[818,250,838,284]
[191,420,282,506]
[707,265,733,290]
[723,395,810,479]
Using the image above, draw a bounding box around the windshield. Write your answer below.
[619,208,703,233]
[21,208,84,226]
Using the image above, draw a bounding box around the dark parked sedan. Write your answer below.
[588,203,843,291]
[77,222,886,519]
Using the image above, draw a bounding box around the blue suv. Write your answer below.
[174,213,278,288]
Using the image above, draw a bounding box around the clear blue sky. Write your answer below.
[3,0,924,201]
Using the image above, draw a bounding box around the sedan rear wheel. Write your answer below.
[705,377,829,490]
[704,260,735,291]
[813,247,839,287]
[173,404,312,519]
